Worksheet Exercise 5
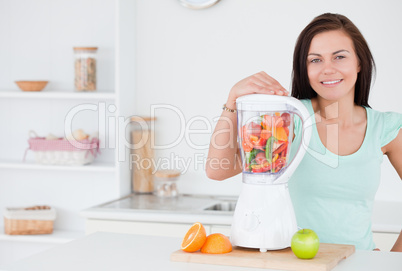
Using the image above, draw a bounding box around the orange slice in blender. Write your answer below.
[181,222,207,252]
[274,127,288,141]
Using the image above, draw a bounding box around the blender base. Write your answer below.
[230,182,298,251]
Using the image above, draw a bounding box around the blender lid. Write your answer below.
[236,94,297,112]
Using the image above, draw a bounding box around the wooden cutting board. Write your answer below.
[171,243,355,271]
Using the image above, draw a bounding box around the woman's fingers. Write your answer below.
[248,83,275,94]
[250,82,288,96]
[250,72,288,96]
[229,71,289,102]
[255,71,286,90]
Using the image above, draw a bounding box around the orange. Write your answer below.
[181,222,207,252]
[200,233,232,254]
[274,127,288,141]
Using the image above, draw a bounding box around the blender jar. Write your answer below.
[73,47,97,91]
[240,111,294,175]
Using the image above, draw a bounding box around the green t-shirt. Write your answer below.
[288,99,402,250]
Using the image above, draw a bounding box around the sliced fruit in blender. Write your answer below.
[261,115,272,130]
[243,122,261,138]
[251,164,264,173]
[281,112,291,127]
[265,136,273,162]
[251,137,267,151]
[260,129,272,139]
[272,153,279,163]
[272,158,287,172]
[274,115,284,128]
[274,127,288,141]
[255,152,268,164]
[248,149,260,171]
[241,112,292,173]
[242,140,253,152]
[284,127,289,137]
[261,161,272,172]
[273,141,288,155]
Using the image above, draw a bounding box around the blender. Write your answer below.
[231,94,312,252]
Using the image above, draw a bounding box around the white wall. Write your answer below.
[0,0,115,92]
[0,0,400,206]
[134,0,402,200]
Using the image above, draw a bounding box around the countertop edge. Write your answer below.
[80,209,233,225]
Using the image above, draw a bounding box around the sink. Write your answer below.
[203,201,237,212]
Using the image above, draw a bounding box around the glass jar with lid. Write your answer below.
[153,170,181,197]
[73,47,98,91]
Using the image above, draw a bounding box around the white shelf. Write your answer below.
[0,91,115,100]
[0,160,115,173]
[0,228,85,244]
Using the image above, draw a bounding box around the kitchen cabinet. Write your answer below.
[0,0,135,259]
[81,193,235,238]
[82,195,402,252]
[84,219,231,238]
[85,218,399,251]
[85,219,203,238]
[4,232,402,271]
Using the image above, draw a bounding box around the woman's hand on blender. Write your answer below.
[226,71,288,109]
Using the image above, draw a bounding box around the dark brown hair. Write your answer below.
[291,13,375,107]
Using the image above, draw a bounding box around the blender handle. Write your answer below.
[278,98,313,183]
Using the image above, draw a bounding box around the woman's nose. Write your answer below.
[322,61,336,75]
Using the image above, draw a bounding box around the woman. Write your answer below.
[206,13,402,251]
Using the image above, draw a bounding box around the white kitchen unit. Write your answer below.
[82,194,402,252]
[84,219,232,238]
[84,217,399,251]
[85,220,200,237]
[0,0,135,266]
[81,194,234,237]
[3,232,402,271]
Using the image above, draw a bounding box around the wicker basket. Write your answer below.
[4,206,56,235]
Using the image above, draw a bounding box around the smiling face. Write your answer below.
[307,30,361,101]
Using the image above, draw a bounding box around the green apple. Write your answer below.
[291,229,320,259]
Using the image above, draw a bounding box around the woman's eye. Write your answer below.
[310,59,321,63]
[335,55,345,60]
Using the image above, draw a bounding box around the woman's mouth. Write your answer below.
[321,79,343,86]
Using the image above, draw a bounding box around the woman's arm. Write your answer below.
[205,109,242,181]
[383,129,402,252]
[206,72,287,181]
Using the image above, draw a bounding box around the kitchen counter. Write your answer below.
[81,193,402,233]
[81,193,236,225]
[2,232,402,271]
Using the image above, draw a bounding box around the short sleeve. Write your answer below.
[380,112,402,147]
